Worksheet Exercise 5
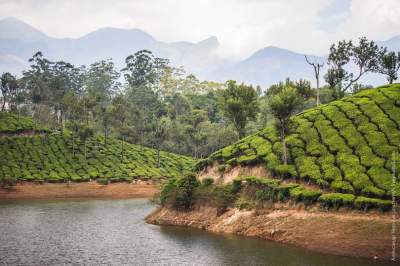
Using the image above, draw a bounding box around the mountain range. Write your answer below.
[0,17,399,87]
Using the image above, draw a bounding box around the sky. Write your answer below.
[0,0,400,59]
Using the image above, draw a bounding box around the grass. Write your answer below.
[195,84,400,208]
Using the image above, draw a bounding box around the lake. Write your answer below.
[0,198,395,265]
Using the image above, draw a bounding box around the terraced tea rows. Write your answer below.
[197,84,400,205]
[0,112,48,133]
[0,133,195,183]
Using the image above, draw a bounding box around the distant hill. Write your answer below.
[0,17,399,87]
[211,46,325,86]
[0,17,224,79]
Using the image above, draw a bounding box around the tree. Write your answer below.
[151,116,170,167]
[375,49,400,84]
[325,37,379,98]
[123,50,169,89]
[219,80,259,138]
[110,94,131,161]
[304,56,324,106]
[269,86,303,165]
[21,52,84,131]
[79,125,94,160]
[51,61,84,132]
[85,59,120,145]
[181,109,208,158]
[0,72,18,112]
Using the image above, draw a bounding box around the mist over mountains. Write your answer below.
[0,17,399,87]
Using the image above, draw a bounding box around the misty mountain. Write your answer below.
[211,46,325,86]
[0,17,399,87]
[0,17,225,79]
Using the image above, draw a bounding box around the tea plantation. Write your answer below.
[196,84,400,210]
[0,112,48,133]
[0,132,195,183]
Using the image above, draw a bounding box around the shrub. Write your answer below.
[231,179,242,194]
[235,197,251,210]
[275,183,299,201]
[237,154,258,165]
[275,164,297,179]
[97,178,109,185]
[331,180,354,193]
[354,196,392,212]
[160,174,199,210]
[0,176,16,188]
[319,193,355,209]
[209,185,237,212]
[201,177,214,187]
[218,164,227,173]
[265,153,280,172]
[296,156,321,181]
[290,186,322,205]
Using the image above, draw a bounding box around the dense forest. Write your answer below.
[0,37,399,161]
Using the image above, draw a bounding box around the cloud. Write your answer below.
[0,0,399,59]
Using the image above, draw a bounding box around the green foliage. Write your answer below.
[0,112,48,133]
[319,193,355,209]
[354,196,392,212]
[198,85,400,201]
[159,174,199,210]
[0,176,16,188]
[201,177,214,187]
[0,133,195,184]
[219,80,259,138]
[289,186,322,205]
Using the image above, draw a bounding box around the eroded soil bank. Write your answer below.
[146,205,398,261]
[0,181,159,199]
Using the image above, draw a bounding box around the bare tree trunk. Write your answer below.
[60,108,64,134]
[104,125,107,147]
[316,77,320,106]
[84,140,87,160]
[280,120,287,165]
[157,148,161,168]
[121,136,124,161]
[1,96,5,111]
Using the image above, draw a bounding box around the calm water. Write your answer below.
[0,199,395,266]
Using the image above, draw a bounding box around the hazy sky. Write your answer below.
[1,0,400,59]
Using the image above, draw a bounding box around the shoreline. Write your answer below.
[146,205,398,261]
[0,181,159,200]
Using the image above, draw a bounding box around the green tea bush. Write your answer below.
[289,186,322,205]
[0,132,195,184]
[319,193,355,209]
[275,164,297,179]
[354,196,392,212]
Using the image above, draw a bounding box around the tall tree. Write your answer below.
[85,59,120,145]
[269,86,303,165]
[123,50,169,89]
[219,80,259,139]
